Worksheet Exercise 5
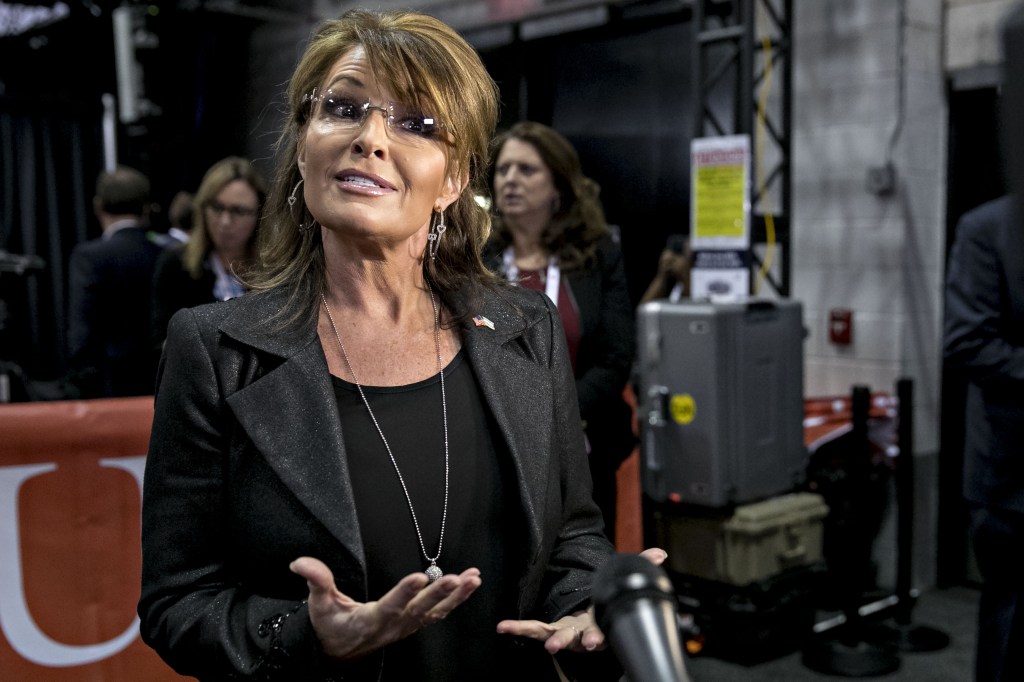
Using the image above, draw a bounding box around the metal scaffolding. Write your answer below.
[692,0,793,296]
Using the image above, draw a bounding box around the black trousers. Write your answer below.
[970,504,1024,682]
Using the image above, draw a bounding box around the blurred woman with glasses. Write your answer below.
[139,9,664,682]
[486,122,637,545]
[150,156,266,353]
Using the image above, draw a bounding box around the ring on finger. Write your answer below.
[569,625,582,645]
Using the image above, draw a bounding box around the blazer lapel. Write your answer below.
[220,295,365,570]
[210,288,562,576]
[462,297,553,564]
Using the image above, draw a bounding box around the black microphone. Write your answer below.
[592,553,690,682]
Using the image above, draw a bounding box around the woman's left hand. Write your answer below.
[496,609,600,654]
[496,547,668,654]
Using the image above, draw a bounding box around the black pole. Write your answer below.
[845,384,872,626]
[866,378,950,653]
[802,385,901,677]
[895,377,914,624]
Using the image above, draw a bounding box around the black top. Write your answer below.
[332,350,533,680]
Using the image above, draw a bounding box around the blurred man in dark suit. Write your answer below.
[67,166,164,398]
[944,194,1024,682]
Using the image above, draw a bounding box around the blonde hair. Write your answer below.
[249,9,500,328]
[185,156,267,279]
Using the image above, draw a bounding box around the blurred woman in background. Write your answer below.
[486,121,636,543]
[150,156,266,351]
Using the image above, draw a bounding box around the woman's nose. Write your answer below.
[351,110,390,158]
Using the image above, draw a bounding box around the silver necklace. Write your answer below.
[320,289,449,583]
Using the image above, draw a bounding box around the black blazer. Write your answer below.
[67,225,164,397]
[944,195,1024,513]
[150,244,217,353]
[485,235,637,467]
[562,235,637,466]
[139,284,615,681]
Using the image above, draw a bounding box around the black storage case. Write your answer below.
[675,562,827,665]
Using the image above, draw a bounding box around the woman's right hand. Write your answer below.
[289,556,482,660]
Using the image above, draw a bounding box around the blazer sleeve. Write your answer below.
[138,308,341,681]
[532,292,616,615]
[574,238,636,422]
[944,201,1024,386]
[530,293,622,681]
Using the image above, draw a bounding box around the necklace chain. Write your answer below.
[320,289,449,581]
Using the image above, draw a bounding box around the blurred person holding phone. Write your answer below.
[639,233,692,304]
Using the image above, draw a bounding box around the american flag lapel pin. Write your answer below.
[473,314,495,330]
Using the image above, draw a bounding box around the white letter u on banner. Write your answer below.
[0,458,145,667]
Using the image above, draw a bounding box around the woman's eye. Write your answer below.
[323,96,362,121]
[396,114,440,138]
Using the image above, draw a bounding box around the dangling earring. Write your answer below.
[428,208,446,260]
[288,177,317,234]
[288,178,303,209]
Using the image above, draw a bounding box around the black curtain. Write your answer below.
[0,6,264,398]
[1,95,104,389]
[1,4,115,395]
[478,12,694,306]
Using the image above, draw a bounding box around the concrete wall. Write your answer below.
[792,0,1015,588]
[793,0,944,447]
[791,0,947,589]
[947,0,1017,71]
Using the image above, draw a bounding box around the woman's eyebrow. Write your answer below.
[324,74,365,90]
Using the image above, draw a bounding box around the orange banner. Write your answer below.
[0,397,185,681]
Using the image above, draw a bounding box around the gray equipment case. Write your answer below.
[636,299,806,508]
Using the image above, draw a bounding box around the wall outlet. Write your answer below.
[866,163,896,196]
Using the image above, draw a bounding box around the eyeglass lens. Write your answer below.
[207,201,258,219]
[313,88,444,141]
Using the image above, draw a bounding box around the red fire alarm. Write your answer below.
[829,308,853,345]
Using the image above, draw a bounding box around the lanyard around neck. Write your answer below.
[502,246,561,308]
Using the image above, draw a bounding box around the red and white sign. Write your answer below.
[0,397,183,681]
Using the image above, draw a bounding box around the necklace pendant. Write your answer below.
[425,563,443,583]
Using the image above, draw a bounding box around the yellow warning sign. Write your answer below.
[691,135,750,250]
[669,394,696,425]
